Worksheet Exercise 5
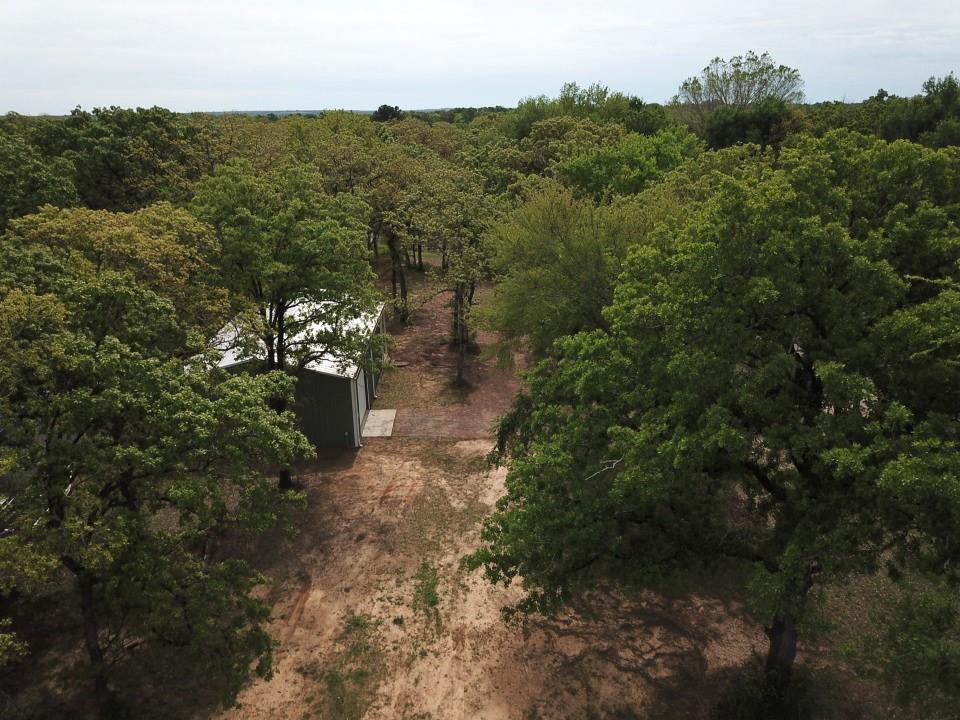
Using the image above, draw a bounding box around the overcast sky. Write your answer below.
[2,0,958,114]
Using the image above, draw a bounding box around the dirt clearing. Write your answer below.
[212,276,767,720]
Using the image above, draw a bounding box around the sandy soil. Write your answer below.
[213,278,766,720]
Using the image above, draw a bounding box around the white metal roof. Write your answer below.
[213,301,385,380]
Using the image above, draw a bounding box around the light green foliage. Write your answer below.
[483,183,638,354]
[457,117,524,195]
[386,152,493,380]
[675,51,805,125]
[16,106,220,211]
[553,126,703,198]
[1,203,229,340]
[468,132,960,692]
[387,118,464,159]
[519,116,626,175]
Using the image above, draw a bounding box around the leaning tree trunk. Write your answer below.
[762,563,817,708]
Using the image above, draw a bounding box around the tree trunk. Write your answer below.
[456,337,466,384]
[764,616,798,679]
[267,377,293,490]
[764,561,817,686]
[454,284,467,384]
[397,263,408,322]
[385,232,408,322]
[417,243,423,271]
[271,395,294,490]
[78,574,112,716]
[267,320,295,490]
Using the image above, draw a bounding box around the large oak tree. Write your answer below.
[468,131,960,707]
[0,207,311,715]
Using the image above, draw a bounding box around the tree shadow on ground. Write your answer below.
[484,588,750,720]
[0,589,251,720]
[640,653,879,720]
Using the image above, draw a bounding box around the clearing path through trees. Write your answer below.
[203,276,770,720]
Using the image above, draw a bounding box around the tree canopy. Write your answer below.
[0,204,311,712]
[468,131,960,708]
[676,51,805,117]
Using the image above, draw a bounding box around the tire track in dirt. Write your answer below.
[280,579,312,651]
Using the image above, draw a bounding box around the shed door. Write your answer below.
[356,370,369,431]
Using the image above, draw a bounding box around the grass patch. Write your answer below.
[412,561,443,633]
[297,612,386,720]
[413,561,440,612]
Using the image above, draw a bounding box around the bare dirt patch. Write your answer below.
[376,274,522,442]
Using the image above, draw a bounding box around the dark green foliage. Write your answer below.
[622,97,671,135]
[713,657,831,720]
[804,74,960,148]
[506,82,665,139]
[675,51,804,137]
[853,581,960,719]
[371,104,403,122]
[191,159,380,374]
[0,130,79,231]
[0,201,311,709]
[874,75,960,145]
[22,106,219,211]
[705,97,799,149]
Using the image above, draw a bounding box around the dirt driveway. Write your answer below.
[213,278,764,720]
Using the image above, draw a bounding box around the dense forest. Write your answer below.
[2,52,960,718]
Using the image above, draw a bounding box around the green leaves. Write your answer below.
[0,131,79,231]
[484,184,646,354]
[471,131,960,690]
[191,159,380,373]
[0,201,311,700]
[554,126,703,199]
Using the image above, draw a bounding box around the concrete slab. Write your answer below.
[362,409,397,438]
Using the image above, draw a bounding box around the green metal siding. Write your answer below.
[294,370,358,448]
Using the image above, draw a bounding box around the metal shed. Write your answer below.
[214,303,387,449]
